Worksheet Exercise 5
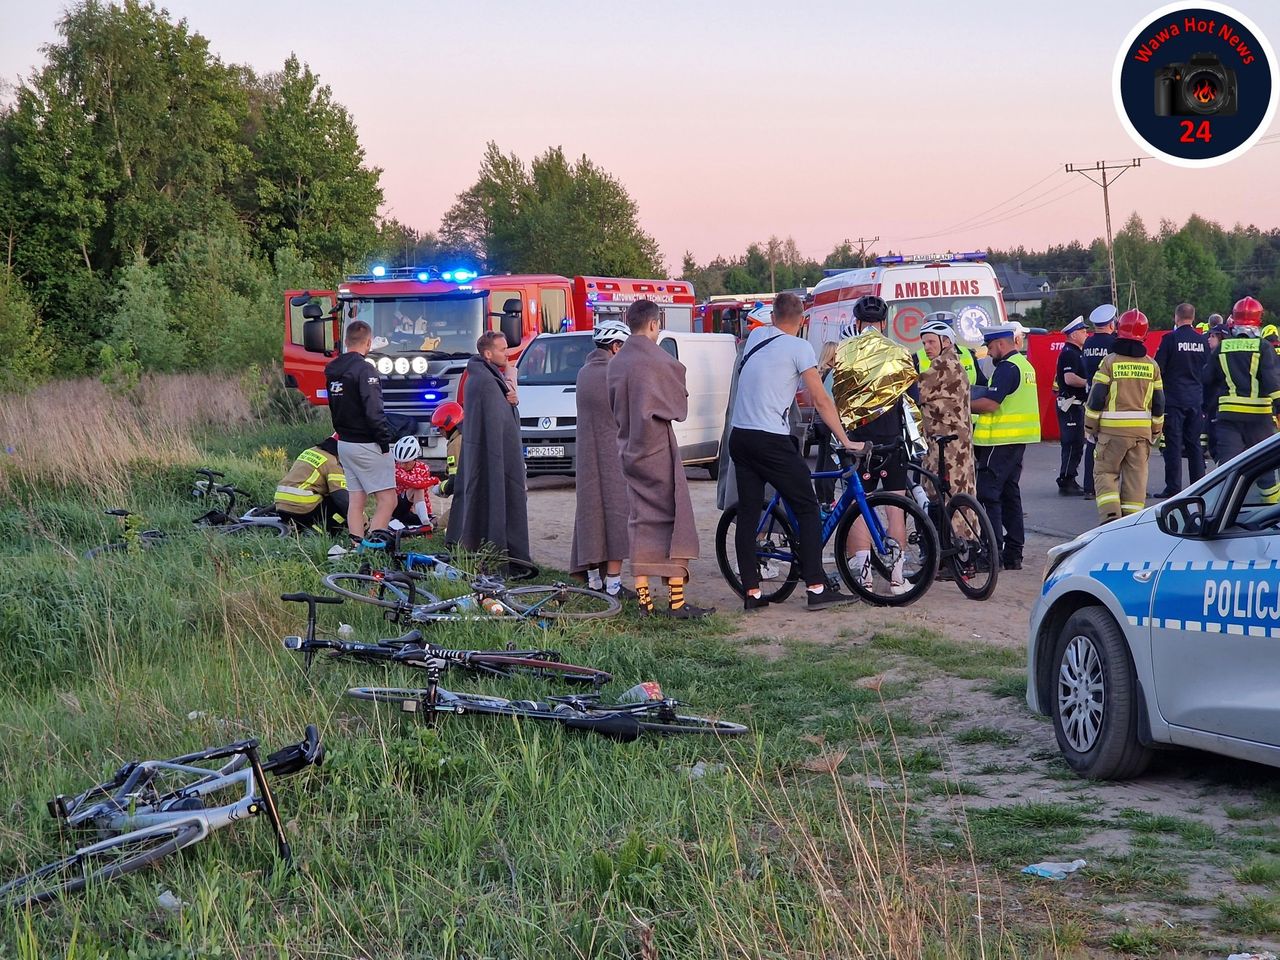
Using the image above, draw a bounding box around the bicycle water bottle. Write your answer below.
[454,596,476,612]
[911,483,930,511]
[481,597,506,616]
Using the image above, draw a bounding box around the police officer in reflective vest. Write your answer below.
[1080,304,1118,498]
[1085,310,1165,523]
[915,311,983,385]
[1054,316,1089,495]
[972,322,1041,570]
[1206,296,1280,501]
[1152,302,1208,496]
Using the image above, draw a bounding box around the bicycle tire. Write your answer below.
[714,504,801,603]
[833,491,939,606]
[500,585,621,620]
[215,521,291,539]
[83,531,167,560]
[943,493,999,602]
[632,712,749,737]
[322,572,440,610]
[0,822,200,908]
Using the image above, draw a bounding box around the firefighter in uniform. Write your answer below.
[1152,302,1208,496]
[1080,304,1118,498]
[1054,316,1089,495]
[915,311,983,385]
[1263,323,1280,351]
[430,401,465,534]
[274,434,349,531]
[1206,296,1280,501]
[1085,310,1165,523]
[971,323,1040,570]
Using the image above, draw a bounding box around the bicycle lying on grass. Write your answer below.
[903,434,1000,601]
[281,592,612,686]
[342,659,748,741]
[347,526,540,582]
[321,570,621,623]
[715,442,940,606]
[0,726,323,909]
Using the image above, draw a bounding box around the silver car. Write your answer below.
[1028,432,1280,779]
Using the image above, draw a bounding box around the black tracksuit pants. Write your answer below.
[976,444,1025,562]
[730,427,825,591]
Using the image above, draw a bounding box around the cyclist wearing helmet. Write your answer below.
[832,295,914,593]
[391,434,437,530]
[915,311,980,385]
[729,292,859,611]
[570,319,633,598]
[273,433,349,534]
[1206,297,1280,499]
[916,318,977,521]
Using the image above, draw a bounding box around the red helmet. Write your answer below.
[1116,309,1148,341]
[431,401,463,433]
[1231,296,1264,327]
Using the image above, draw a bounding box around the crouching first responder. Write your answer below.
[274,434,349,532]
[1085,310,1164,523]
[1206,296,1280,502]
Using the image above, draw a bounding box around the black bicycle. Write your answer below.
[82,509,169,559]
[904,435,999,601]
[346,660,748,741]
[280,592,613,686]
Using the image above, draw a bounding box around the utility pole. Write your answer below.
[1064,160,1141,309]
[842,235,879,268]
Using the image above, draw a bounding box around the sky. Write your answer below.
[2,0,1279,272]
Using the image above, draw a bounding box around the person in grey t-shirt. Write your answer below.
[728,293,860,613]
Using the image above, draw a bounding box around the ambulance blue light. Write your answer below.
[452,269,475,282]
[371,264,387,277]
[417,271,430,282]
[441,271,453,281]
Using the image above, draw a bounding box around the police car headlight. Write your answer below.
[393,357,411,376]
[1042,528,1103,582]
[410,356,429,375]
[375,356,394,375]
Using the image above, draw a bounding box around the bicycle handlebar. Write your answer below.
[194,468,225,480]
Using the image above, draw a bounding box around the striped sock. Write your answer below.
[635,576,652,611]
[668,577,685,610]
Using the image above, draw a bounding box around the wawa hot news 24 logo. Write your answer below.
[1114,3,1278,167]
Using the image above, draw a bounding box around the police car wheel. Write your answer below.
[1051,607,1153,780]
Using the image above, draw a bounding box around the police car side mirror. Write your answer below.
[302,319,330,355]
[1157,495,1207,538]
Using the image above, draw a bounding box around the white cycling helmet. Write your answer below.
[920,319,955,341]
[838,318,857,340]
[592,318,630,346]
[392,435,422,463]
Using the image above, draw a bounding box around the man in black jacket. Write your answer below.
[1080,305,1117,498]
[325,320,397,543]
[1153,302,1209,496]
[1054,316,1089,495]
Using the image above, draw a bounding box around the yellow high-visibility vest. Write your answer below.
[916,345,978,385]
[973,353,1041,445]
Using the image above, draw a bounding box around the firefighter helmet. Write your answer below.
[1262,323,1280,343]
[1231,296,1264,328]
[431,401,463,433]
[1116,309,1148,341]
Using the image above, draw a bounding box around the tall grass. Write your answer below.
[0,374,253,498]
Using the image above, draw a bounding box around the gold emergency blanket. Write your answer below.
[832,334,919,430]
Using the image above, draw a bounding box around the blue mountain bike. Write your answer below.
[715,444,940,606]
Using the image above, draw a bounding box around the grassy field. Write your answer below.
[0,379,1081,958]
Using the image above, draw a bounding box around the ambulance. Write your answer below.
[806,252,1008,352]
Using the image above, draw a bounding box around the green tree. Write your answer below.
[104,258,187,371]
[441,143,663,277]
[0,273,54,392]
[1163,227,1231,319]
[253,55,383,272]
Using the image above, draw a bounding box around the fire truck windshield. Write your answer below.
[342,294,485,358]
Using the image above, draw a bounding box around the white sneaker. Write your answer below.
[326,544,348,559]
[889,558,910,595]
[388,519,406,531]
[759,560,780,581]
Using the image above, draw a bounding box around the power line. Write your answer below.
[897,169,1061,241]
[1065,159,1143,308]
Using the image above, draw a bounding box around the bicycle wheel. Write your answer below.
[0,822,200,908]
[714,504,801,603]
[215,521,291,539]
[501,585,621,620]
[631,710,749,737]
[833,492,939,606]
[83,531,167,560]
[322,572,440,610]
[943,493,999,602]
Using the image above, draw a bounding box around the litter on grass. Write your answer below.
[1021,858,1087,880]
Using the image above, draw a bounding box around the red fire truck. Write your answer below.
[284,267,694,458]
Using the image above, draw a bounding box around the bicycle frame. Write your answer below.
[755,458,891,558]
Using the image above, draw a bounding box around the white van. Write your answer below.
[515,331,737,478]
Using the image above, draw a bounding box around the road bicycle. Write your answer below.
[715,443,940,606]
[0,726,323,909]
[904,434,1000,601]
[344,660,747,741]
[321,570,621,623]
[82,509,170,559]
[280,592,612,686]
[350,526,540,582]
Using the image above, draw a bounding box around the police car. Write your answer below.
[1028,432,1280,779]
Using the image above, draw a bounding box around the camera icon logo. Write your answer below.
[1154,53,1238,116]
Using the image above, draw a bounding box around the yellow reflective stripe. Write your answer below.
[1121,502,1145,513]
[275,490,321,506]
[1100,410,1151,418]
[1098,419,1152,428]
[332,471,348,490]
[1096,492,1121,505]
[1219,398,1272,412]
[1093,372,1112,385]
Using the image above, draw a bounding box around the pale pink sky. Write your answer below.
[3,0,1278,270]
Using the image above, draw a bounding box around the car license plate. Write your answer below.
[525,445,565,459]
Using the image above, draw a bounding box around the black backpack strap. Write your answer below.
[736,332,785,375]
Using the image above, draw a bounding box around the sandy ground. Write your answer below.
[505,471,1280,954]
